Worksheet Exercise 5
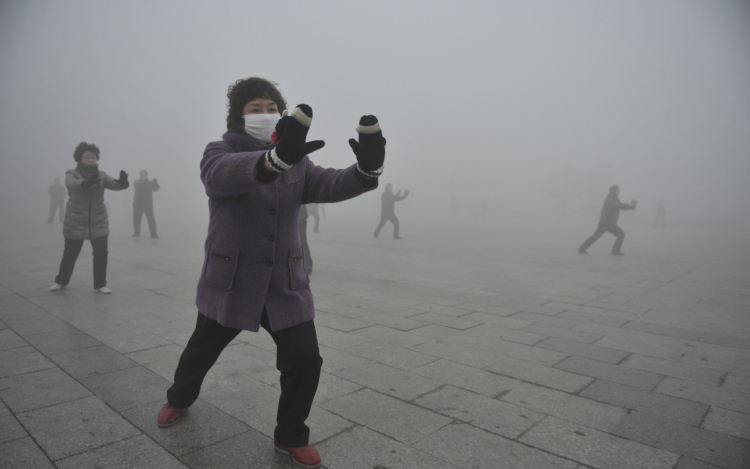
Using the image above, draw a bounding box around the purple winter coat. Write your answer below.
[195,127,378,332]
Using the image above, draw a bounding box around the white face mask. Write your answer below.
[243,113,280,143]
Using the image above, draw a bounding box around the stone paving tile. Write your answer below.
[314,311,374,332]
[0,293,30,308]
[0,346,57,378]
[554,356,665,390]
[622,320,702,340]
[612,411,750,469]
[580,379,709,426]
[200,375,280,439]
[674,457,727,469]
[699,332,750,350]
[557,309,630,327]
[94,327,174,354]
[49,344,138,379]
[316,425,459,469]
[332,360,441,401]
[125,343,184,380]
[501,382,627,432]
[415,385,545,438]
[0,403,26,444]
[459,311,531,329]
[407,311,482,330]
[344,340,437,370]
[594,335,685,361]
[178,429,298,469]
[722,373,750,395]
[0,367,92,414]
[414,422,579,469]
[656,377,750,414]
[350,324,430,348]
[485,356,594,393]
[520,416,680,469]
[412,359,523,398]
[2,311,76,337]
[521,323,602,344]
[700,406,750,440]
[535,337,629,364]
[312,371,363,404]
[54,434,189,469]
[678,348,750,376]
[0,328,27,351]
[80,365,172,411]
[512,311,583,329]
[17,396,140,461]
[621,354,725,387]
[320,388,452,445]
[0,436,56,469]
[315,325,373,350]
[121,399,249,456]
[318,344,369,372]
[22,328,101,355]
[464,323,547,345]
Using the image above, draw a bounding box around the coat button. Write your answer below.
[267,234,275,241]
[268,208,277,215]
[265,259,273,266]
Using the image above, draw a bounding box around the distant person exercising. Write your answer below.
[653,199,666,228]
[578,185,637,255]
[47,177,66,223]
[374,183,408,239]
[133,170,160,238]
[299,205,313,274]
[307,203,321,233]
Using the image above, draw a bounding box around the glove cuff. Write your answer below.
[357,120,381,135]
[356,163,383,178]
[266,148,291,173]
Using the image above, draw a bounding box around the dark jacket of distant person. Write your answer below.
[194,127,378,332]
[598,193,635,225]
[381,189,407,215]
[133,178,160,208]
[63,168,128,239]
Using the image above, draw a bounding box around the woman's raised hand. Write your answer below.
[266,104,325,173]
[349,115,385,178]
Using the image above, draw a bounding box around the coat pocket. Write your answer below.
[203,242,239,291]
[289,245,309,290]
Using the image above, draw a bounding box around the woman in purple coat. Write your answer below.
[157,77,385,468]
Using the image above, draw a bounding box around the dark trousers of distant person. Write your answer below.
[374,213,399,238]
[579,223,625,254]
[166,311,322,447]
[134,206,157,237]
[55,237,108,289]
[299,214,313,273]
[47,201,64,223]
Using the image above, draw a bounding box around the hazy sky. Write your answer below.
[1,0,749,225]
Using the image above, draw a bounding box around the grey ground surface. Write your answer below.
[1,209,749,468]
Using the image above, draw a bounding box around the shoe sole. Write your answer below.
[274,446,321,468]
[157,415,182,427]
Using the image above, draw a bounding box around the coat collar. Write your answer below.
[222,126,270,153]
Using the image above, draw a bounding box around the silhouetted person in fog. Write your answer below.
[133,170,160,238]
[299,205,313,274]
[579,185,637,255]
[47,177,66,223]
[374,183,408,239]
[50,142,129,294]
[653,199,666,228]
[307,203,320,233]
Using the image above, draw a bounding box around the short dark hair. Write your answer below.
[226,77,287,129]
[73,142,100,162]
[609,185,619,193]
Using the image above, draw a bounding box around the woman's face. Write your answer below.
[243,97,279,115]
[80,151,98,166]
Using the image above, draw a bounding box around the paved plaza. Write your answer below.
[1,209,749,468]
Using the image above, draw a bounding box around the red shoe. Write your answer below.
[157,403,184,427]
[274,441,321,468]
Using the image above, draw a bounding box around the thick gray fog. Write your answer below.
[1,0,749,232]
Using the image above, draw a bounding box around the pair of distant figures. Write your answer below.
[47,171,160,238]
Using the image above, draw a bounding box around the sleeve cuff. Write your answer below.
[256,156,278,183]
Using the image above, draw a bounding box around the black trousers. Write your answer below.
[167,311,323,448]
[374,213,399,238]
[54,237,108,289]
[47,201,64,223]
[134,205,157,237]
[579,223,625,253]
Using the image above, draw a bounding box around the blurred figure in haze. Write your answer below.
[299,205,313,274]
[578,185,637,255]
[307,203,321,233]
[50,142,129,294]
[157,77,384,468]
[374,183,408,239]
[133,170,160,238]
[47,177,66,223]
[653,199,666,229]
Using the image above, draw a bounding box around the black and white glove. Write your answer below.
[81,174,101,189]
[349,115,385,178]
[117,170,129,189]
[266,104,325,173]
